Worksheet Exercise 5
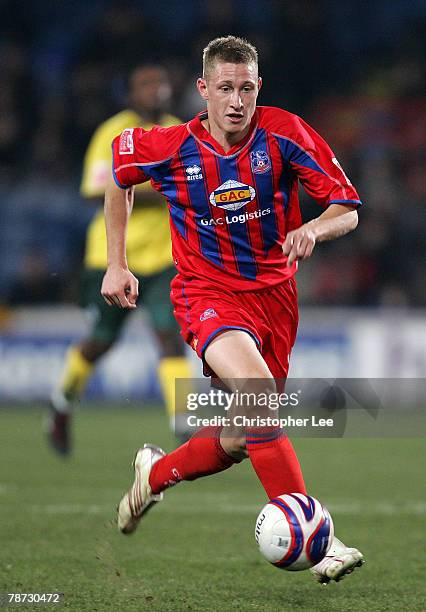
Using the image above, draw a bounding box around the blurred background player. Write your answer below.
[47,64,192,454]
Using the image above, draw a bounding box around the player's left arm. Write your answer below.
[282,204,358,267]
[279,113,361,266]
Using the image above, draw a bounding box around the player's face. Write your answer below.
[197,61,261,142]
[129,67,172,114]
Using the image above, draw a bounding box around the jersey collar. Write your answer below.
[188,109,258,157]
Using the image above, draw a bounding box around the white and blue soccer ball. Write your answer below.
[255,493,334,571]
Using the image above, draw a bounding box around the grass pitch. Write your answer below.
[0,404,425,611]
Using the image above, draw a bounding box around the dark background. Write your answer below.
[0,0,424,307]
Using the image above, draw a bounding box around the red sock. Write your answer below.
[149,426,235,494]
[246,428,306,499]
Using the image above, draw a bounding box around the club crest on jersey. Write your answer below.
[200,308,218,321]
[209,179,256,211]
[186,164,203,180]
[250,150,271,174]
[119,128,134,155]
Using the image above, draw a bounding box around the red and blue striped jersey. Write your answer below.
[112,106,362,291]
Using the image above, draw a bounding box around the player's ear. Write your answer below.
[197,77,208,101]
[257,76,263,91]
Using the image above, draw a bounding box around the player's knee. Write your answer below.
[238,377,277,421]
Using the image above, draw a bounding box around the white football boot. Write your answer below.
[117,443,166,534]
[310,536,365,584]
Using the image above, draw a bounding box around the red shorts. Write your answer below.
[171,275,298,379]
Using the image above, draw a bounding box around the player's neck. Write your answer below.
[202,118,250,153]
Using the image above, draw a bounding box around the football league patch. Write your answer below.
[119,128,134,155]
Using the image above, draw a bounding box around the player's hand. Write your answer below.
[101,266,139,309]
[282,226,316,267]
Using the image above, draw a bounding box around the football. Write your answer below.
[255,493,334,571]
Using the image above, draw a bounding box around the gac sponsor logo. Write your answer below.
[209,179,256,211]
[119,128,134,154]
[200,207,271,226]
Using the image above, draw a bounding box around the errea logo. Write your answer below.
[186,164,203,181]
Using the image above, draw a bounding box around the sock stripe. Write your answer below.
[246,437,282,445]
[246,429,283,438]
[246,429,283,445]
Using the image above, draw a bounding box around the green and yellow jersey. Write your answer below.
[81,109,179,276]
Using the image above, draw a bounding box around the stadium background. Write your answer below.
[1,0,424,399]
[0,2,425,611]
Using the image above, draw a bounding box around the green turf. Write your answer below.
[0,405,425,611]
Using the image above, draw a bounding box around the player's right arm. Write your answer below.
[101,122,187,307]
[101,176,139,309]
[101,126,154,308]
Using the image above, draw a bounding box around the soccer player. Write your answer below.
[101,37,365,584]
[48,64,193,454]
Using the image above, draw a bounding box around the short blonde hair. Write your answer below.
[203,35,258,79]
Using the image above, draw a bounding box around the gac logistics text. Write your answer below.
[186,415,335,428]
[185,390,301,411]
[200,208,271,226]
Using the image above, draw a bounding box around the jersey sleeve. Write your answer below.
[273,112,362,208]
[112,123,187,189]
[112,127,151,188]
